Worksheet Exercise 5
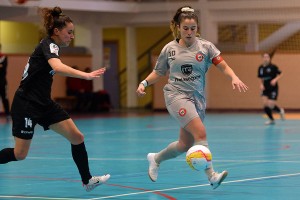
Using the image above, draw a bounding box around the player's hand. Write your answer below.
[86,67,106,80]
[270,79,277,86]
[232,77,248,92]
[136,84,146,97]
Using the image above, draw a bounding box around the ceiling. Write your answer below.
[1,0,300,27]
[0,0,200,26]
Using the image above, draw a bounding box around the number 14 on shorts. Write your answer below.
[25,117,33,128]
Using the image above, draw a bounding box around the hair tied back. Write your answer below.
[181,7,194,12]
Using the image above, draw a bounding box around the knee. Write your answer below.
[178,141,193,152]
[182,145,191,152]
[14,151,28,161]
[193,133,207,142]
[71,132,85,145]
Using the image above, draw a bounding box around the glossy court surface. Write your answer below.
[0,112,300,200]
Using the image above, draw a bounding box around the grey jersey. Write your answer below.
[154,37,220,110]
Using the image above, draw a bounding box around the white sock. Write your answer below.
[155,141,183,164]
[194,140,215,179]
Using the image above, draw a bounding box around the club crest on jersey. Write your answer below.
[195,52,204,62]
[181,64,193,76]
[179,108,187,117]
[50,43,59,56]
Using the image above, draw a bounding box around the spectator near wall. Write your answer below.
[66,66,111,112]
[0,43,10,120]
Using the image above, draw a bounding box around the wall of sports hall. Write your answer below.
[0,0,299,113]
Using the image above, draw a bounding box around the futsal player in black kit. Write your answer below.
[0,7,110,191]
[258,53,285,125]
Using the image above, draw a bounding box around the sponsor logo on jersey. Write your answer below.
[50,43,59,56]
[195,52,204,62]
[179,108,187,117]
[21,130,34,134]
[175,75,200,82]
[181,64,193,76]
[49,70,56,76]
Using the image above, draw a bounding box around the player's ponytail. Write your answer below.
[41,6,73,36]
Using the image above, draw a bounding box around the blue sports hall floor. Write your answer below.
[0,111,300,200]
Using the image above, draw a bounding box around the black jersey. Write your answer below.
[257,63,281,89]
[16,37,60,106]
[0,53,8,85]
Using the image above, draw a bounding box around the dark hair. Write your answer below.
[170,6,199,39]
[262,52,271,57]
[262,48,277,59]
[41,6,73,36]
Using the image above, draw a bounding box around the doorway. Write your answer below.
[103,41,120,109]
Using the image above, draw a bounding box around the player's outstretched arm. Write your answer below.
[48,58,105,80]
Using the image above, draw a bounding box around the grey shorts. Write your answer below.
[166,98,205,128]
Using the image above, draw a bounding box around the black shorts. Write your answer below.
[11,94,70,140]
[262,87,278,100]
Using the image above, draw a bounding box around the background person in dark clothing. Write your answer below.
[258,52,285,125]
[0,43,10,120]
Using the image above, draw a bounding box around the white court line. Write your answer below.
[0,196,86,200]
[25,156,300,164]
[92,172,300,200]
[1,172,300,200]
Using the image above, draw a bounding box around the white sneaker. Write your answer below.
[83,174,110,192]
[279,108,285,120]
[264,120,275,125]
[147,153,159,182]
[209,171,228,189]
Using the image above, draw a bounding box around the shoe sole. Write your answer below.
[265,122,275,125]
[147,153,157,182]
[212,171,228,190]
[148,172,156,182]
[85,174,110,192]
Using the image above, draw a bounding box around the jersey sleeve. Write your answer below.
[207,42,221,63]
[0,55,7,68]
[274,65,282,75]
[41,39,60,60]
[153,45,169,76]
[257,66,263,78]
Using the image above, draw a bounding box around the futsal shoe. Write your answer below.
[280,108,285,120]
[265,120,275,125]
[147,153,159,182]
[83,174,110,192]
[209,171,228,189]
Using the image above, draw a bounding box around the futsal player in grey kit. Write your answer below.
[136,6,248,189]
